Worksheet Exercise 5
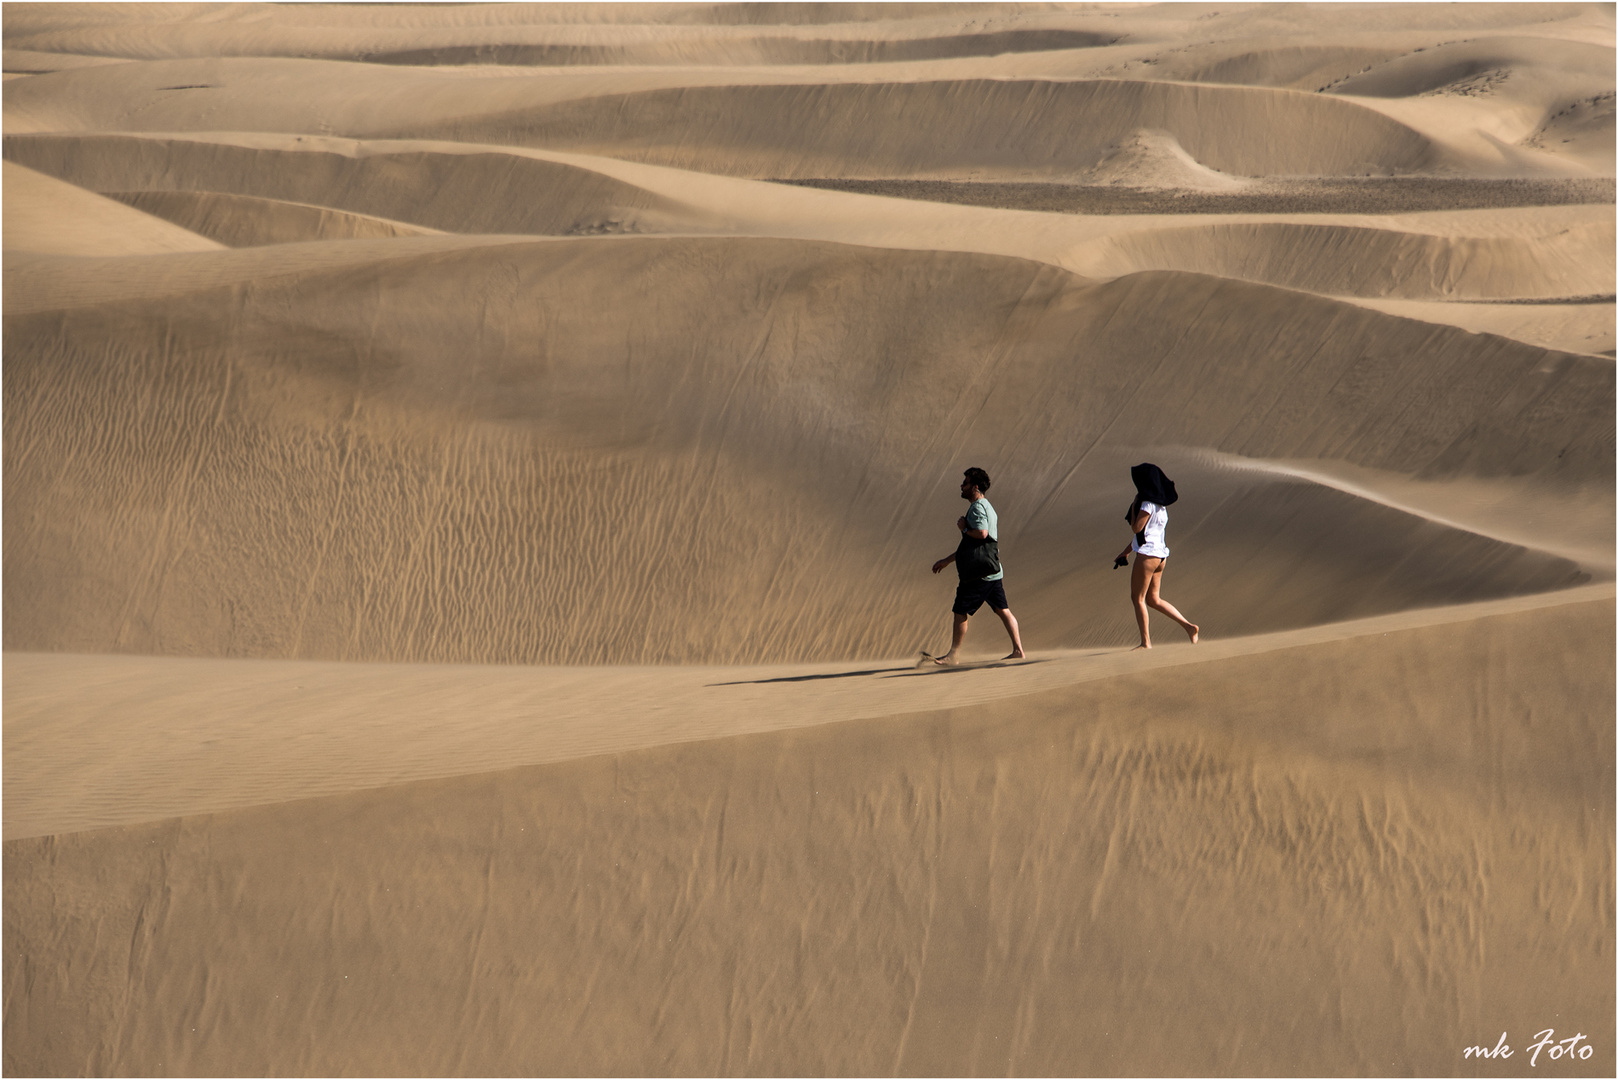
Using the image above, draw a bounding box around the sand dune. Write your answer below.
[1,160,222,257]
[1327,35,1613,101]
[1177,42,1412,91]
[105,190,443,246]
[4,62,1447,179]
[9,132,1607,311]
[391,77,1452,180]
[1352,295,1616,357]
[1088,215,1615,299]
[1,47,131,74]
[5,585,1609,842]
[4,591,1611,1074]
[8,2,1605,175]
[3,4,1612,1076]
[5,235,1608,665]
[6,132,718,237]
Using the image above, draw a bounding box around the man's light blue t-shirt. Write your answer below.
[966,497,1002,581]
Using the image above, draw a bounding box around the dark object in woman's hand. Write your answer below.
[1113,554,1129,569]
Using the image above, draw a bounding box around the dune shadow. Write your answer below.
[709,666,914,687]
[884,658,1057,678]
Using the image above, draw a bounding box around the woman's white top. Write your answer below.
[1131,500,1170,558]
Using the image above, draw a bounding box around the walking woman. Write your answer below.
[1113,463,1199,650]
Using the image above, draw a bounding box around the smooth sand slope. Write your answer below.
[4,585,1610,842]
[4,3,1614,1076]
[1,159,221,256]
[5,592,1613,1074]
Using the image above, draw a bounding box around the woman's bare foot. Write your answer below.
[1131,643,1150,651]
[1185,623,1199,643]
[932,653,959,666]
[1003,650,1025,660]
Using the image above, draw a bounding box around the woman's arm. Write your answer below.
[1115,509,1148,564]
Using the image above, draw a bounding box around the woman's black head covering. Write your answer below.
[1130,463,1177,507]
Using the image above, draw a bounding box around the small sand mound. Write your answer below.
[1077,128,1250,190]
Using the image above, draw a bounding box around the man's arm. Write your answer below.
[939,504,988,572]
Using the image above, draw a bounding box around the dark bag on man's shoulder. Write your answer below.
[955,532,1002,580]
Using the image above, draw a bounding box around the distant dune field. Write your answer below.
[4,3,1613,1076]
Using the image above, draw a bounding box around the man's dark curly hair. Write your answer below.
[963,467,991,493]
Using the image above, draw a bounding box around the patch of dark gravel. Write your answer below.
[1451,294,1615,305]
[767,177,1616,215]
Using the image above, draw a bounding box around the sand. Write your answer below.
[3,3,1613,1076]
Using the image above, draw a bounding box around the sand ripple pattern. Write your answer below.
[5,239,1607,664]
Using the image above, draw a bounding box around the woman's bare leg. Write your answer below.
[1129,556,1156,649]
[1145,565,1198,643]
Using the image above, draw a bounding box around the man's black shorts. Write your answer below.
[953,577,1008,616]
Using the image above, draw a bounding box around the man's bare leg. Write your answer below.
[993,607,1025,659]
[935,612,969,664]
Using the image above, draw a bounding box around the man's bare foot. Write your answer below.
[1185,623,1199,644]
[932,654,959,666]
[1003,650,1025,660]
[1131,643,1150,651]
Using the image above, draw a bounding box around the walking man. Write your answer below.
[929,467,1026,664]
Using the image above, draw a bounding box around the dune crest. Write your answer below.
[5,237,1607,665]
[104,190,443,246]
